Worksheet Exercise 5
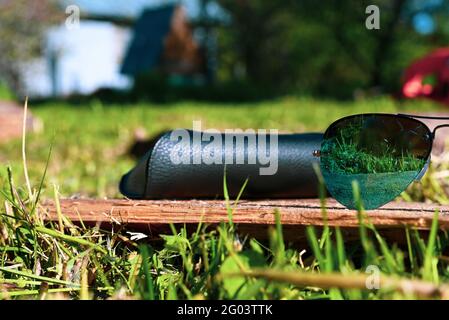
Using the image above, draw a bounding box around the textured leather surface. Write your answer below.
[120,130,323,199]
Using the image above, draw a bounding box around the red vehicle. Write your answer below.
[402,48,449,105]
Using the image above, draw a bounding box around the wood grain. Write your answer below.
[40,198,449,242]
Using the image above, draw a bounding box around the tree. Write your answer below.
[0,0,59,96]
[217,0,297,90]
[216,0,449,98]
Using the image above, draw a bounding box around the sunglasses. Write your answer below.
[313,113,449,210]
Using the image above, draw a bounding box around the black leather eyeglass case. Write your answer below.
[119,130,323,199]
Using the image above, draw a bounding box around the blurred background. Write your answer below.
[4,0,449,101]
[2,0,449,201]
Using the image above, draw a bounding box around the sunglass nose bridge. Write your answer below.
[415,157,431,181]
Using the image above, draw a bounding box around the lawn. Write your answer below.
[0,96,441,198]
[2,96,449,300]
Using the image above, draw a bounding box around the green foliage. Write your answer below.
[220,250,266,298]
[407,152,449,205]
[216,0,449,97]
[130,72,274,103]
[0,82,13,100]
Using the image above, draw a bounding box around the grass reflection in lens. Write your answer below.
[320,114,432,209]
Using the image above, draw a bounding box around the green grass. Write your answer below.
[322,139,426,175]
[0,96,440,198]
[1,96,449,300]
[321,116,428,175]
[0,82,13,101]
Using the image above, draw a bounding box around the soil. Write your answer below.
[0,100,38,143]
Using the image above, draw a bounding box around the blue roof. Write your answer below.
[121,5,176,75]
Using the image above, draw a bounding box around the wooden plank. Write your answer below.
[40,198,449,233]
